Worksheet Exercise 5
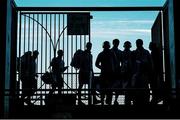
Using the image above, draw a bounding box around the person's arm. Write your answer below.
[48,58,54,69]
[95,54,102,70]
[63,66,69,72]
[61,61,68,72]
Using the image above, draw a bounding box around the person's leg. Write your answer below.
[106,91,113,105]
[78,84,84,105]
[125,92,131,105]
[91,77,101,104]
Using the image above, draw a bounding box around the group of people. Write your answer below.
[18,50,39,105]
[76,39,164,106]
[18,38,164,106]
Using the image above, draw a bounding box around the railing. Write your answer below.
[6,82,175,106]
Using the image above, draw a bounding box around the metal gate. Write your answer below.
[17,11,91,105]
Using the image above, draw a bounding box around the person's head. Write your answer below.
[33,50,39,59]
[103,41,110,50]
[112,39,120,48]
[123,41,132,50]
[24,51,32,60]
[86,42,92,51]
[136,39,143,49]
[57,49,64,57]
[149,42,156,51]
[25,51,32,56]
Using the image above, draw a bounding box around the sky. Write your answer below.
[15,0,166,7]
[15,0,167,73]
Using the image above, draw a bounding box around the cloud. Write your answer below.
[91,19,152,39]
[91,28,151,38]
[93,20,153,24]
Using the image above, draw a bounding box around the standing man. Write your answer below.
[96,41,116,105]
[131,39,152,106]
[121,41,133,105]
[21,50,39,106]
[78,42,94,105]
[111,39,123,105]
[50,50,68,95]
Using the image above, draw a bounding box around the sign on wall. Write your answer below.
[67,13,90,35]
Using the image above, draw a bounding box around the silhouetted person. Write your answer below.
[121,41,133,105]
[30,50,39,94]
[78,42,95,105]
[49,50,68,95]
[149,42,164,105]
[20,51,39,105]
[131,39,152,106]
[111,39,123,105]
[20,51,32,105]
[96,41,116,105]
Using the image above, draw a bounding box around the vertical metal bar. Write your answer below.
[84,35,87,103]
[88,16,91,105]
[63,14,65,93]
[54,14,56,50]
[50,14,52,92]
[45,14,47,94]
[80,35,82,50]
[32,14,35,103]
[37,14,39,100]
[161,11,166,82]
[75,35,78,90]
[67,34,69,94]
[40,14,43,105]
[23,15,26,100]
[58,14,60,49]
[84,35,86,50]
[32,14,35,51]
[28,14,30,51]
[24,14,26,53]
[71,35,73,93]
[53,14,56,58]
[18,12,22,97]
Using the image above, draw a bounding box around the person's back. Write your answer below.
[132,47,152,80]
[77,42,93,105]
[20,51,38,105]
[79,50,93,73]
[50,50,68,95]
[121,41,133,84]
[51,56,64,74]
[96,41,116,105]
[131,39,152,105]
[110,39,122,105]
[111,39,122,75]
[121,41,133,105]
[98,50,115,74]
[20,51,32,78]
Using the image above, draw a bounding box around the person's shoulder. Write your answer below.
[118,48,122,52]
[52,57,58,62]
[97,51,104,57]
[132,50,136,53]
[143,49,150,54]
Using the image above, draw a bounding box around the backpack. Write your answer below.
[70,49,84,69]
[16,51,32,72]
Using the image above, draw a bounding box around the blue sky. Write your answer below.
[15,0,166,73]
[15,0,166,7]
